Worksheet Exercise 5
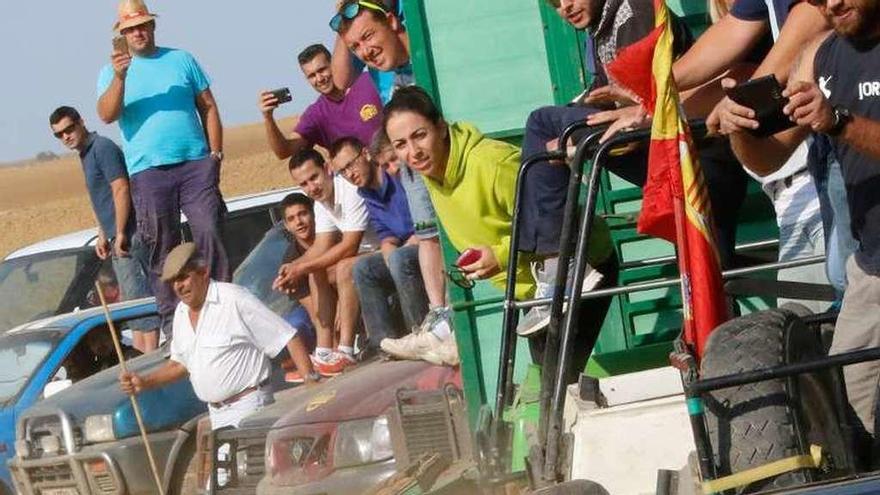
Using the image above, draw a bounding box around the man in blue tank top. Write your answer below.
[96,0,228,337]
[726,0,880,437]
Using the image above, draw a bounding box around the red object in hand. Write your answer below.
[456,248,482,268]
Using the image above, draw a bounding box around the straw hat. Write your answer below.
[113,0,158,33]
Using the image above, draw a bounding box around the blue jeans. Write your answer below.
[353,245,429,351]
[398,166,439,239]
[825,160,858,295]
[111,233,160,331]
[130,156,229,335]
[520,105,746,268]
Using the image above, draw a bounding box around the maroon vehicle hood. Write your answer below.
[273,359,461,428]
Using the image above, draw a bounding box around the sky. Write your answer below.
[0,1,338,163]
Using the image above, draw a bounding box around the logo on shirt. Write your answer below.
[859,81,880,100]
[819,75,833,98]
[360,104,379,122]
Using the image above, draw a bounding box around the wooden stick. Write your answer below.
[94,281,167,495]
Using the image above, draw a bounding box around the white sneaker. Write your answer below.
[380,331,444,361]
[422,335,460,366]
[516,258,604,336]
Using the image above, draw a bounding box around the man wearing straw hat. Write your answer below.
[97,0,228,339]
[120,243,318,429]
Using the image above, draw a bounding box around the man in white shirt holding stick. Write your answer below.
[119,242,316,429]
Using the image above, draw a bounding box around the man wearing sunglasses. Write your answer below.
[48,106,159,353]
[724,0,880,439]
[331,0,453,358]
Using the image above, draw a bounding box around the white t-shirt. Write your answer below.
[314,174,379,251]
[170,281,296,404]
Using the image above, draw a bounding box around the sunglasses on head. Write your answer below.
[330,1,388,32]
[53,123,77,139]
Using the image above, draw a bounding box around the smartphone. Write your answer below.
[270,87,292,105]
[724,75,796,138]
[456,248,482,268]
[112,36,129,54]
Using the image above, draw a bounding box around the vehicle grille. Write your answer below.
[392,386,472,466]
[26,463,74,485]
[215,433,267,492]
[91,470,118,493]
[243,439,266,478]
[399,402,456,461]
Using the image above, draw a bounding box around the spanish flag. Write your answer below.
[605,0,728,356]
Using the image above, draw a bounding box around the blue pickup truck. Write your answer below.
[0,299,167,495]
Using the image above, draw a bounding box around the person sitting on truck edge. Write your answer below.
[274,149,378,375]
[332,0,454,349]
[49,105,159,353]
[593,0,840,313]
[119,242,317,430]
[329,137,442,362]
[275,193,322,382]
[721,0,880,438]
[383,86,619,385]
[97,0,229,339]
[258,43,383,161]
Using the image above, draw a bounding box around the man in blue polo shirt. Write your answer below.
[97,0,228,336]
[328,137,433,356]
[49,106,159,352]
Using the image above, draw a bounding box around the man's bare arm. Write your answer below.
[196,88,223,155]
[331,36,359,90]
[119,360,188,395]
[673,15,766,91]
[258,91,310,160]
[749,3,830,84]
[109,177,132,254]
[298,231,363,274]
[836,117,880,161]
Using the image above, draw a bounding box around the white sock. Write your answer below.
[337,345,354,357]
[316,347,333,360]
[431,319,452,340]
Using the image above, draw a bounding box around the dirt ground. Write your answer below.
[0,117,297,258]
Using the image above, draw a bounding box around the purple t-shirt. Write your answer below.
[294,71,383,148]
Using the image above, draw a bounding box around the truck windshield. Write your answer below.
[0,331,61,405]
[0,249,97,333]
[233,224,298,317]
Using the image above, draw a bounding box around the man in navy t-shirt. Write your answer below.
[49,106,158,352]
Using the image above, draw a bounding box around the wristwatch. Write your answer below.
[828,106,852,136]
[210,151,224,162]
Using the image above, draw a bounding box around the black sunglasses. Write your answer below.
[53,122,78,139]
[447,266,475,290]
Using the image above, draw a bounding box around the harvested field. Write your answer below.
[0,117,297,258]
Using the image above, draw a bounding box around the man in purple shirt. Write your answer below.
[329,137,433,358]
[259,43,383,160]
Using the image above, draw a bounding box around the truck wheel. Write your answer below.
[700,307,854,493]
[169,437,200,495]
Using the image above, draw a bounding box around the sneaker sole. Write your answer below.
[517,313,551,336]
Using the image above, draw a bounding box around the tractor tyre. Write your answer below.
[700,307,855,493]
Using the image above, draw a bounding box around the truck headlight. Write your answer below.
[236,446,249,480]
[84,415,116,444]
[333,416,393,468]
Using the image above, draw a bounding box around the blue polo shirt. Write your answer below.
[358,170,415,243]
[79,133,135,238]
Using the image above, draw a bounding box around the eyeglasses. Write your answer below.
[329,1,388,32]
[447,266,475,290]
[53,123,78,139]
[336,150,364,178]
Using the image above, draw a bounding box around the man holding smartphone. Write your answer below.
[258,43,382,160]
[97,0,228,338]
[48,106,159,353]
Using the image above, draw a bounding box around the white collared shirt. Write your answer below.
[170,281,296,403]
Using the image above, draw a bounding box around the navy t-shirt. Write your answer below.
[79,133,135,238]
[730,0,799,38]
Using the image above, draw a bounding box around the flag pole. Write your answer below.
[94,281,167,495]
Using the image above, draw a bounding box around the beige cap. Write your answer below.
[160,242,198,282]
[113,0,158,33]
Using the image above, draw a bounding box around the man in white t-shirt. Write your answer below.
[119,242,316,430]
[274,148,377,374]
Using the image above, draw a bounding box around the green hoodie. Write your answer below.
[424,122,613,299]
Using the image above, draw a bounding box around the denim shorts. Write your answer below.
[112,234,160,332]
[398,164,439,239]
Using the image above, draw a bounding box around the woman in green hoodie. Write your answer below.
[381,86,618,385]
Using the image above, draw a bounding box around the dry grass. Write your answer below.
[0,117,297,258]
